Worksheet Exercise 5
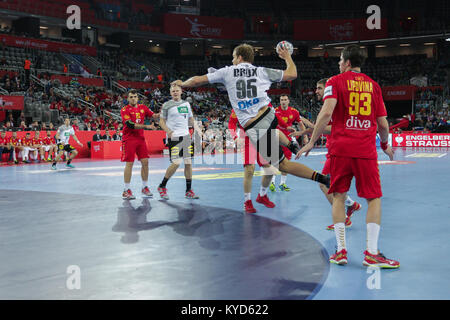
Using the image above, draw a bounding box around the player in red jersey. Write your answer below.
[270,94,309,192]
[296,45,399,269]
[22,132,34,163]
[228,109,276,213]
[121,89,158,200]
[291,79,361,230]
[32,131,44,162]
[9,131,23,164]
[0,131,14,164]
[42,130,57,161]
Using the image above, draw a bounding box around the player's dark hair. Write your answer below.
[341,45,366,68]
[280,94,290,99]
[128,89,138,96]
[317,78,328,86]
[234,44,254,64]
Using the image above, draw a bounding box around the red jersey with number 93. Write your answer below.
[120,104,154,141]
[323,71,387,159]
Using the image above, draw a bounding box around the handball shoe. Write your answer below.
[122,189,136,200]
[346,201,362,219]
[256,194,275,208]
[158,187,169,200]
[329,249,348,265]
[244,200,257,214]
[185,190,199,199]
[141,187,153,198]
[269,182,276,192]
[279,183,290,191]
[363,251,400,269]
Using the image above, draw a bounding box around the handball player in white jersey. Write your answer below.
[171,43,330,188]
[51,118,83,170]
[157,84,202,200]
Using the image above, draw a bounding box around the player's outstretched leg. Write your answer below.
[140,158,153,198]
[363,198,399,268]
[243,164,256,213]
[184,159,199,199]
[256,165,275,208]
[66,149,78,168]
[158,161,180,200]
[51,150,63,170]
[123,161,136,200]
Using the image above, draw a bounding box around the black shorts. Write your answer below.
[168,135,193,163]
[244,107,285,166]
[58,144,76,153]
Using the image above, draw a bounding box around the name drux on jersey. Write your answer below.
[234,68,257,77]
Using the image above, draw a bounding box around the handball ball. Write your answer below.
[276,41,294,55]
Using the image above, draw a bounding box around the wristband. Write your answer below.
[380,141,388,150]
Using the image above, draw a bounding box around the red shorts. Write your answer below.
[243,136,267,167]
[322,153,331,175]
[281,145,292,160]
[328,155,382,199]
[121,139,149,162]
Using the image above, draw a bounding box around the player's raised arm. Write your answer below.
[172,75,210,88]
[277,46,297,81]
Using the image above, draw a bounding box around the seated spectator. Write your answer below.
[4,122,13,132]
[30,121,41,131]
[0,131,14,163]
[19,121,28,131]
[112,130,122,141]
[92,129,103,142]
[102,129,113,141]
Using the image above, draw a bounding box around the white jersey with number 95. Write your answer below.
[207,63,284,126]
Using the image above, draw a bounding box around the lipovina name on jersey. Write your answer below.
[207,63,283,126]
[161,99,193,137]
[57,125,74,144]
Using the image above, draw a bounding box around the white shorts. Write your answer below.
[43,145,53,152]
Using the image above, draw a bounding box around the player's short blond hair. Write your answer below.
[170,83,182,90]
[317,78,328,86]
[234,44,254,64]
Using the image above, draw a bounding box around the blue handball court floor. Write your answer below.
[0,147,449,300]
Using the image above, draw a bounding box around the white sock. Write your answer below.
[345,196,355,207]
[142,180,148,189]
[280,175,287,185]
[334,222,346,252]
[244,193,251,201]
[367,223,380,255]
[259,186,268,197]
[124,183,130,191]
[271,175,276,184]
